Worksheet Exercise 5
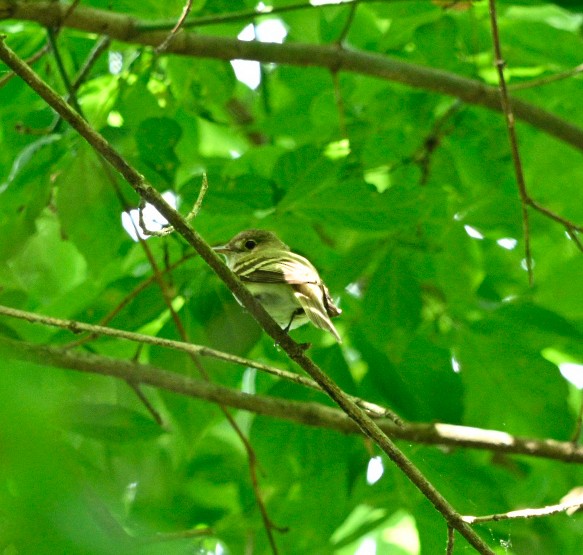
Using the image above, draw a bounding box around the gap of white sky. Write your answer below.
[231,19,288,89]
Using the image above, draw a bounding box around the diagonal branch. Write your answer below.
[104,170,281,552]
[0,38,493,554]
[154,0,193,54]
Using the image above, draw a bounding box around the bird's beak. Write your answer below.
[212,244,230,254]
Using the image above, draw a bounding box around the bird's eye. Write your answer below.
[244,239,257,250]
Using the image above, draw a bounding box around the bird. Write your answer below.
[213,229,342,342]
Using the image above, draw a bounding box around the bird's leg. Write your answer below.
[283,309,311,350]
[283,308,303,334]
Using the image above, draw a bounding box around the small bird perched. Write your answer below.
[213,229,342,342]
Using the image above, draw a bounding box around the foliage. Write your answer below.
[1,1,583,554]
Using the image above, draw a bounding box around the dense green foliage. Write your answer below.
[1,1,583,553]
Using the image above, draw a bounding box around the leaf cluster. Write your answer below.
[1,1,583,553]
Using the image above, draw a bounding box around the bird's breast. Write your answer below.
[244,283,308,329]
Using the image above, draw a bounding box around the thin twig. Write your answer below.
[60,0,83,23]
[509,63,583,92]
[72,35,111,89]
[0,43,50,88]
[151,273,283,552]
[48,35,110,135]
[0,39,494,554]
[463,498,583,524]
[100,160,176,427]
[188,172,208,219]
[107,168,282,551]
[137,174,207,237]
[63,252,196,349]
[330,3,358,139]
[46,27,85,117]
[487,0,533,286]
[446,525,455,555]
[571,391,583,445]
[337,2,358,45]
[119,172,281,553]
[566,228,583,252]
[155,0,193,54]
[525,197,583,233]
[126,379,164,426]
[415,100,462,185]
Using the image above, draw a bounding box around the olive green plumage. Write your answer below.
[214,230,341,342]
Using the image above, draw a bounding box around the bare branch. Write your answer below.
[72,35,111,89]
[509,63,583,92]
[154,0,193,54]
[0,304,402,424]
[46,26,84,116]
[336,2,358,46]
[446,526,455,555]
[526,197,583,233]
[487,0,533,285]
[1,334,583,464]
[463,498,583,524]
[4,1,583,154]
[137,174,208,237]
[0,42,49,88]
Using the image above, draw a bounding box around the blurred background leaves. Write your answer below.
[1,1,583,553]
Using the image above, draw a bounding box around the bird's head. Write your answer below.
[213,229,288,266]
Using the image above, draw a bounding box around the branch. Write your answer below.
[154,0,193,54]
[137,174,207,237]
[133,181,281,554]
[463,498,583,524]
[0,37,495,553]
[0,305,401,423]
[509,62,583,92]
[46,26,84,116]
[1,336,582,463]
[0,41,49,87]
[3,1,583,153]
[446,526,455,555]
[138,0,357,32]
[66,251,196,348]
[488,0,532,285]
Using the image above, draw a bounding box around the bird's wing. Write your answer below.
[322,283,342,318]
[292,283,342,343]
[234,251,320,285]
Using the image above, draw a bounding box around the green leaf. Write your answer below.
[6,211,87,304]
[434,221,484,312]
[536,256,583,319]
[458,327,572,438]
[0,135,62,260]
[56,144,126,274]
[67,403,165,442]
[361,248,423,354]
[281,179,431,232]
[136,117,183,186]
